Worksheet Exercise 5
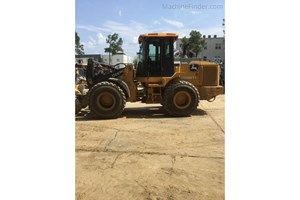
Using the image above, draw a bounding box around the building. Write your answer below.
[175,35,225,62]
[75,54,102,65]
[75,53,131,65]
[101,52,131,65]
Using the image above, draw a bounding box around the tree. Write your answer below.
[104,33,123,65]
[180,36,190,58]
[222,18,225,45]
[188,30,206,58]
[222,18,225,37]
[75,32,84,55]
[179,31,205,58]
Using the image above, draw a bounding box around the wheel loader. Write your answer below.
[75,33,224,118]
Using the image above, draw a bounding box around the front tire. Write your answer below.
[88,81,126,119]
[163,81,199,117]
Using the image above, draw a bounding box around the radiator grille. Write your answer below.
[202,66,218,86]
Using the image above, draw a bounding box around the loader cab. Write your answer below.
[136,33,178,77]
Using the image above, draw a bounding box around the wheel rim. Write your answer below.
[96,92,116,111]
[173,91,192,109]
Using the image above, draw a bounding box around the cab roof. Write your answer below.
[138,33,178,43]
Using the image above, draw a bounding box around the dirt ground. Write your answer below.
[75,95,224,200]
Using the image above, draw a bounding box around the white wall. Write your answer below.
[75,54,131,65]
[201,37,225,61]
[102,54,131,65]
[75,58,89,65]
[176,36,225,61]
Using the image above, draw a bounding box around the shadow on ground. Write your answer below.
[75,106,207,121]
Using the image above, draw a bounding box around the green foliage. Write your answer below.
[222,18,225,44]
[180,30,205,58]
[188,30,206,57]
[75,32,84,55]
[180,36,190,57]
[222,18,225,37]
[104,33,123,55]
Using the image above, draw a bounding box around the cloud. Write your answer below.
[82,40,95,49]
[161,18,184,28]
[88,36,96,44]
[82,32,107,52]
[128,36,139,45]
[76,24,110,32]
[153,20,161,25]
[97,32,106,44]
[118,10,122,17]
[82,36,98,49]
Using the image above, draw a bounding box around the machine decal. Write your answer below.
[189,64,199,71]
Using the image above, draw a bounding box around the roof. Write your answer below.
[138,33,178,43]
[75,54,102,58]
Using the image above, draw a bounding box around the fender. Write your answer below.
[108,78,131,98]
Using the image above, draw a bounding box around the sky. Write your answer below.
[75,0,224,59]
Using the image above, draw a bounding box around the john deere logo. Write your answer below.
[190,64,198,71]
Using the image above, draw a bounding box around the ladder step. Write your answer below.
[148,84,164,87]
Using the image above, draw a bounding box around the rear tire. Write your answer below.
[163,81,199,117]
[89,81,126,118]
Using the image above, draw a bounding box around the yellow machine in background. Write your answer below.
[76,33,224,118]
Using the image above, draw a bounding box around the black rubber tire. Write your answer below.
[88,81,126,118]
[163,81,199,117]
[75,97,81,115]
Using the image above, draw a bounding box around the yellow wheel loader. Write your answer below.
[75,33,224,118]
